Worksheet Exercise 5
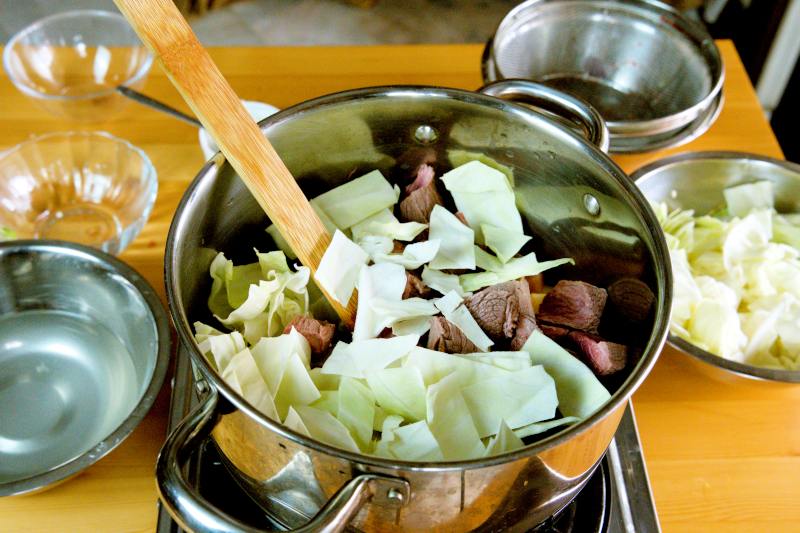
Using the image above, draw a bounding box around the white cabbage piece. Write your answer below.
[355,235,394,261]
[447,149,514,187]
[284,406,311,435]
[221,348,278,420]
[391,316,433,337]
[351,208,427,242]
[421,266,468,297]
[337,377,376,450]
[481,224,531,264]
[250,328,312,391]
[314,229,369,305]
[440,160,523,243]
[722,210,773,270]
[433,291,493,352]
[460,351,532,371]
[774,213,800,249]
[368,297,438,329]
[687,299,747,361]
[461,365,557,438]
[428,205,475,270]
[403,346,511,387]
[311,390,339,417]
[271,352,321,420]
[724,181,774,217]
[426,372,485,460]
[521,330,611,419]
[513,416,580,439]
[366,367,427,421]
[320,334,421,378]
[374,240,441,270]
[290,405,360,453]
[194,321,224,343]
[309,367,340,391]
[353,262,407,340]
[484,419,524,457]
[375,420,445,461]
[373,415,404,458]
[312,169,398,229]
[196,327,247,373]
[460,252,574,292]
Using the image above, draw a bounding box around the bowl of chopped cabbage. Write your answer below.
[161,83,671,531]
[634,151,800,382]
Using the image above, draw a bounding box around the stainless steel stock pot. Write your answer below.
[162,82,671,532]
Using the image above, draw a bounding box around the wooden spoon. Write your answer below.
[114,0,356,327]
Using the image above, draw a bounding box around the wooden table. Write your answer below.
[1,42,796,533]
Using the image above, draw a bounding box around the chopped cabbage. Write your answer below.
[484,420,524,456]
[460,252,574,292]
[314,229,368,305]
[434,291,493,352]
[373,239,441,269]
[421,266,468,297]
[426,372,486,460]
[320,334,420,378]
[723,181,774,217]
[353,262,407,340]
[222,348,279,420]
[481,224,531,264]
[351,208,427,242]
[428,205,475,270]
[312,169,397,229]
[366,367,428,421]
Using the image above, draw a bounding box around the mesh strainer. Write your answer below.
[483,0,723,153]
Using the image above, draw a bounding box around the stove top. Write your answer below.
[157,348,661,533]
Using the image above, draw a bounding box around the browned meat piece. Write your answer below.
[427,316,479,354]
[399,166,443,224]
[526,274,544,293]
[283,315,336,356]
[537,280,607,334]
[465,281,519,340]
[392,240,406,253]
[568,331,627,376]
[454,211,470,227]
[539,324,571,341]
[403,271,431,299]
[405,164,435,194]
[510,280,537,351]
[464,279,536,347]
[378,327,394,339]
[607,278,655,323]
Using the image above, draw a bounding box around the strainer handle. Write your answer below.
[479,80,610,153]
[156,387,410,533]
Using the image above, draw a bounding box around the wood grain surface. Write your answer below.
[0,42,794,533]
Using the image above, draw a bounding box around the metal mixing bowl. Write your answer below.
[633,151,800,383]
[483,0,723,153]
[0,241,171,496]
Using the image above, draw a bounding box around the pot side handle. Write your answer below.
[156,388,410,533]
[479,80,610,153]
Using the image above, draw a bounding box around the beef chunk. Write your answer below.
[283,315,335,356]
[399,165,443,224]
[539,324,571,342]
[427,316,479,354]
[465,279,536,347]
[568,331,627,376]
[537,280,607,334]
[511,280,537,351]
[403,271,431,299]
[607,278,655,323]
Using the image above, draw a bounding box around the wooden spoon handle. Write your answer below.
[114,0,356,327]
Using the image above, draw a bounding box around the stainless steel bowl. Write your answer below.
[483,0,724,153]
[0,241,171,496]
[633,151,800,383]
[161,83,671,532]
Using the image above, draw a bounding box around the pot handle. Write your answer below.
[157,388,410,533]
[479,80,610,153]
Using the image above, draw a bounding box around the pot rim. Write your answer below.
[165,84,672,471]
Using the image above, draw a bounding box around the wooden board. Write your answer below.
[0,42,792,533]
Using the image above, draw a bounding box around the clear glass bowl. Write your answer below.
[2,10,153,121]
[0,132,157,255]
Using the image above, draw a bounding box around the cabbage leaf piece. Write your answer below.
[366,367,427,421]
[250,328,312,391]
[521,330,610,419]
[312,169,398,229]
[460,252,574,292]
[447,150,514,187]
[513,416,580,439]
[403,347,511,387]
[351,208,427,242]
[374,240,441,269]
[377,420,445,461]
[461,364,557,438]
[337,377,375,450]
[355,235,394,261]
[434,291,493,352]
[290,405,360,453]
[391,316,433,336]
[481,224,531,264]
[484,419,524,457]
[311,390,339,417]
[724,180,774,217]
[421,266,468,297]
[221,348,278,420]
[353,262,407,340]
[271,352,321,420]
[314,229,369,305]
[426,372,485,460]
[459,351,531,371]
[195,326,247,373]
[440,160,522,244]
[320,334,421,378]
[428,205,475,270]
